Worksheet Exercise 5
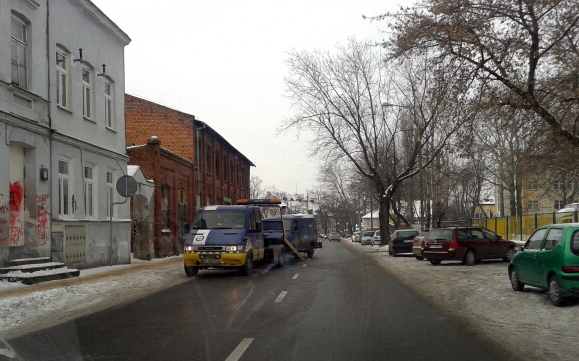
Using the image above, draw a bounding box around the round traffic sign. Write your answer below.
[116,175,138,197]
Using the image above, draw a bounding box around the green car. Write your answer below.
[508,224,579,306]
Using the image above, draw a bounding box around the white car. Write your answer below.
[353,231,361,242]
[372,230,381,245]
[360,230,374,245]
[328,232,341,241]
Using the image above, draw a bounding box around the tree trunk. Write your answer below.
[379,196,391,245]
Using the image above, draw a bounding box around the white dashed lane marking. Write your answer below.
[225,338,254,361]
[275,291,288,303]
[302,264,307,268]
[292,274,299,280]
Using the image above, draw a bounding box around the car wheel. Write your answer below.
[549,275,565,306]
[509,268,524,291]
[503,247,516,262]
[392,249,398,257]
[464,250,476,266]
[240,252,253,276]
[415,256,424,261]
[306,247,314,258]
[429,259,441,265]
[184,264,198,277]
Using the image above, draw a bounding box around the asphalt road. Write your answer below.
[5,241,522,361]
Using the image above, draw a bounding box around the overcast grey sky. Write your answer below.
[92,0,402,195]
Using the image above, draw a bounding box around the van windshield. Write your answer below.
[192,210,246,229]
[263,220,283,231]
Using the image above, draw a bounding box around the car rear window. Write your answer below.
[572,230,579,255]
[363,231,374,237]
[426,229,453,241]
[397,231,418,239]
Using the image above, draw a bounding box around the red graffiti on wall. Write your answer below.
[9,182,24,246]
[37,194,50,245]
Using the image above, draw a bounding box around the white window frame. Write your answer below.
[11,15,28,89]
[58,159,71,217]
[56,49,69,108]
[554,180,564,191]
[554,200,565,210]
[82,67,92,119]
[104,81,113,129]
[528,200,539,212]
[107,170,115,219]
[84,165,96,218]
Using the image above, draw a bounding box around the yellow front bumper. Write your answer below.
[183,253,247,267]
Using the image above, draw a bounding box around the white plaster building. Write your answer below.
[0,0,131,268]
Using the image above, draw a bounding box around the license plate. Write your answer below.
[202,259,219,264]
[404,240,413,243]
[430,244,442,249]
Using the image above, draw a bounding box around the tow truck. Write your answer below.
[183,198,303,276]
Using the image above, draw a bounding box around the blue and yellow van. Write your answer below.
[183,199,287,276]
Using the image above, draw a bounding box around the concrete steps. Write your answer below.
[0,258,79,285]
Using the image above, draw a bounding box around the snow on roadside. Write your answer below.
[0,256,187,339]
[345,242,579,361]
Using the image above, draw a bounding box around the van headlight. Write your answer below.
[226,245,244,252]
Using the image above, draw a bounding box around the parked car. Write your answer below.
[412,230,430,260]
[508,224,579,306]
[352,231,361,243]
[372,230,381,245]
[316,233,325,248]
[422,227,516,265]
[328,232,341,241]
[360,230,374,246]
[389,229,419,256]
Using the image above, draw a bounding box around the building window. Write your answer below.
[237,165,241,188]
[161,185,170,230]
[104,81,113,128]
[11,15,28,89]
[215,151,220,179]
[56,49,68,108]
[207,195,211,206]
[206,145,212,175]
[58,160,70,216]
[554,180,564,191]
[554,200,565,210]
[82,67,92,119]
[528,200,539,212]
[229,160,234,184]
[223,156,229,183]
[527,180,538,190]
[84,166,95,217]
[107,171,115,218]
[178,188,188,237]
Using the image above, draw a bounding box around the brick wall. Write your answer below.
[125,94,195,162]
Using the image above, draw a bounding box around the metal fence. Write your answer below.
[469,211,579,241]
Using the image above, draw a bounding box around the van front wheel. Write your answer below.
[306,247,314,258]
[240,252,253,276]
[184,265,198,277]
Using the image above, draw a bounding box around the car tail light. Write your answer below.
[413,238,419,244]
[421,240,425,250]
[393,234,399,243]
[449,241,458,251]
[562,266,579,273]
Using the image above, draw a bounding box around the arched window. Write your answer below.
[161,185,170,230]
[215,150,220,179]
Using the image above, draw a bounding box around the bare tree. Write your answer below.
[282,39,466,244]
[378,0,579,145]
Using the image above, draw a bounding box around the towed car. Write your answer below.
[508,224,579,306]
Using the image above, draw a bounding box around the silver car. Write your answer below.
[360,230,374,245]
[328,232,341,241]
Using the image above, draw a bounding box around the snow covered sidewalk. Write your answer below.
[0,256,187,339]
[345,240,579,361]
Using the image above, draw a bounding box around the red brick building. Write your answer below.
[125,95,254,257]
